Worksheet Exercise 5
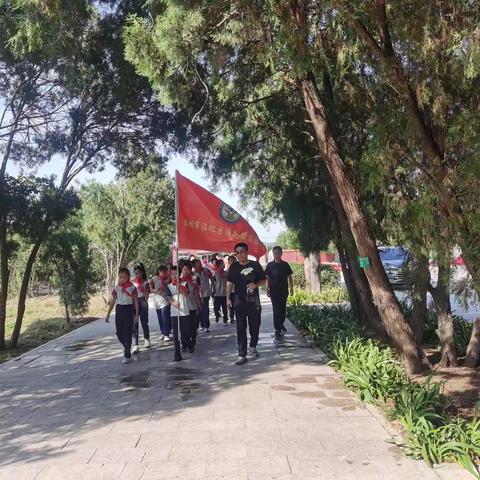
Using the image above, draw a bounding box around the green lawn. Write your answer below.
[1,294,106,364]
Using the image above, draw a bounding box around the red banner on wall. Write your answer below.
[175,171,267,259]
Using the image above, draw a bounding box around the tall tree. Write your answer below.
[124,1,429,372]
[81,165,174,300]
[1,0,176,347]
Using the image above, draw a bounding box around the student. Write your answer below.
[104,267,139,364]
[169,265,194,353]
[151,265,172,341]
[227,243,267,365]
[194,258,214,332]
[227,255,237,323]
[181,260,202,348]
[266,246,294,337]
[132,263,151,353]
[213,259,229,324]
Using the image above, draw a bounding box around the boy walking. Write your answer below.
[213,259,229,324]
[105,267,139,364]
[266,246,294,337]
[227,243,267,365]
[151,265,172,341]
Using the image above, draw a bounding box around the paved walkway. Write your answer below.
[0,299,470,479]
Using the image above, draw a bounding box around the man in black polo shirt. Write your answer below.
[227,242,267,365]
[265,246,294,338]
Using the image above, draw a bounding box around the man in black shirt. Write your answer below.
[227,242,267,365]
[265,246,294,337]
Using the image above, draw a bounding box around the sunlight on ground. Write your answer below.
[1,294,105,363]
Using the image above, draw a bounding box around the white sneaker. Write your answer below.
[144,339,151,349]
[122,357,132,364]
[164,335,171,342]
[199,327,205,332]
[160,335,165,341]
[131,345,140,354]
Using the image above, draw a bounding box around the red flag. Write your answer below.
[175,171,267,259]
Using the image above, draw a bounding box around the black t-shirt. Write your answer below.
[265,260,293,295]
[227,260,266,303]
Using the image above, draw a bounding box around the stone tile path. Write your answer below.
[0,299,471,479]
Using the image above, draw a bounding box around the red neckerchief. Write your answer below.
[177,276,191,295]
[118,279,134,297]
[133,278,147,294]
[217,270,226,279]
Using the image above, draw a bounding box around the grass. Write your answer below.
[0,294,105,364]
[287,303,480,478]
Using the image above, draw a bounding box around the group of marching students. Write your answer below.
[105,242,294,366]
[105,252,237,364]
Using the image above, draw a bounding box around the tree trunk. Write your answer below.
[458,249,480,368]
[335,232,362,324]
[430,258,457,367]
[465,318,480,368]
[304,252,321,293]
[333,192,387,340]
[298,74,429,374]
[0,220,8,350]
[411,253,430,344]
[10,235,45,347]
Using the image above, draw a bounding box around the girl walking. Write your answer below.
[151,265,172,341]
[132,263,151,353]
[104,267,139,364]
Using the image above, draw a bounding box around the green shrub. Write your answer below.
[289,263,340,291]
[330,337,406,403]
[287,287,349,306]
[453,317,473,357]
[288,304,480,478]
[290,263,307,290]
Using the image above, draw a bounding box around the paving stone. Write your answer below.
[0,298,469,480]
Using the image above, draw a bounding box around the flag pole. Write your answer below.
[173,171,182,362]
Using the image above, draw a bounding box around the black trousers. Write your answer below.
[228,293,235,321]
[190,310,199,345]
[133,298,150,345]
[271,292,288,332]
[214,296,228,323]
[115,304,134,358]
[234,301,261,357]
[200,296,210,328]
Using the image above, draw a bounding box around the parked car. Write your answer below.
[378,246,412,289]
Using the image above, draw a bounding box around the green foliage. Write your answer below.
[81,164,174,292]
[42,216,95,321]
[276,229,300,250]
[288,305,480,477]
[330,337,406,403]
[290,263,306,290]
[287,287,349,307]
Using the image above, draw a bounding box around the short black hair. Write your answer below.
[182,260,193,270]
[118,267,130,276]
[272,245,283,253]
[170,265,178,272]
[228,255,237,262]
[215,258,225,268]
[157,264,167,274]
[234,242,248,252]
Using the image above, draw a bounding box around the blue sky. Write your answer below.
[7,155,285,242]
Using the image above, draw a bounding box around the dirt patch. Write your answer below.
[318,397,366,409]
[271,385,296,391]
[432,366,480,418]
[286,375,318,384]
[291,391,326,398]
